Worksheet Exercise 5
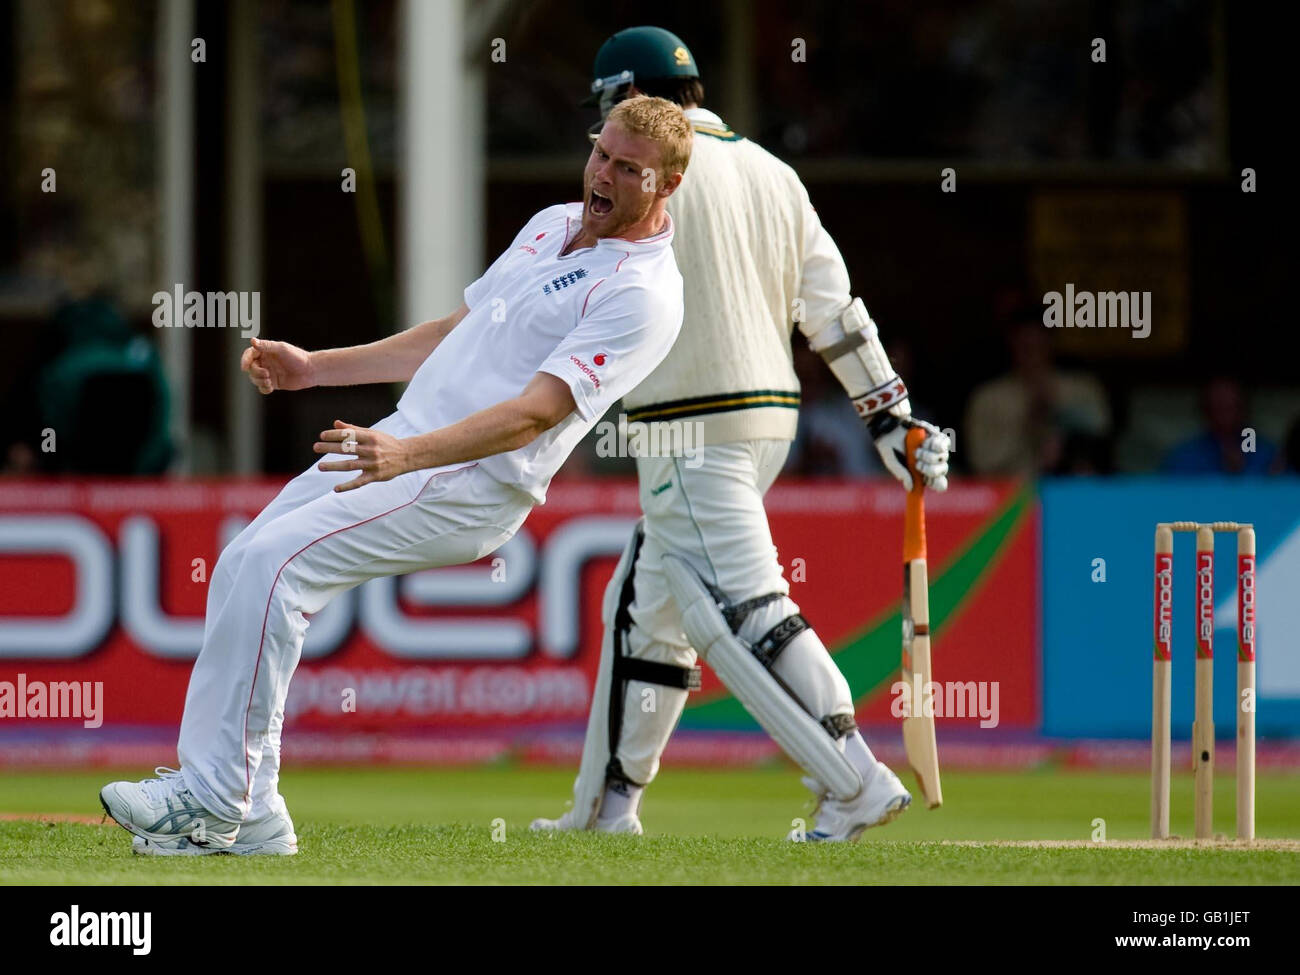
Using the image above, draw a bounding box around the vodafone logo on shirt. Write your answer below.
[569,353,606,388]
[515,233,547,256]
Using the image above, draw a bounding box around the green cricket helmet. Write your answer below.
[584,26,699,119]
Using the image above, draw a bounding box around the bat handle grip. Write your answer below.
[903,426,927,561]
[904,426,927,497]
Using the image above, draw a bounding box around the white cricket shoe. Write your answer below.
[132,798,298,856]
[530,809,643,835]
[803,760,912,842]
[100,767,239,854]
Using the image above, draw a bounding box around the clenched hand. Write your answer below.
[241,337,315,394]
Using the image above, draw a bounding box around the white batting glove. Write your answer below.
[867,415,951,492]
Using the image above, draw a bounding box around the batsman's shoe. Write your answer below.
[132,801,297,856]
[100,767,239,854]
[530,809,644,835]
[804,761,912,842]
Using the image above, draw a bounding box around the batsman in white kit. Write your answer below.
[99,96,694,855]
[532,28,951,841]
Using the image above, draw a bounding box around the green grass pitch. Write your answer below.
[2,765,1298,884]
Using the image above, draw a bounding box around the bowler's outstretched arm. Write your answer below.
[240,303,471,393]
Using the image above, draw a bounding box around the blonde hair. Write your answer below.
[605,95,692,179]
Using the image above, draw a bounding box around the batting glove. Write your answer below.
[867,415,951,492]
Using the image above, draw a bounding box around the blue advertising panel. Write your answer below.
[1040,478,1300,738]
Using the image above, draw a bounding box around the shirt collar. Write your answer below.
[684,107,725,127]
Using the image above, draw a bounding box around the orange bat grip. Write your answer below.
[903,426,927,562]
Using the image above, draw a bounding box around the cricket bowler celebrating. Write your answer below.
[532,28,951,841]
[99,96,692,855]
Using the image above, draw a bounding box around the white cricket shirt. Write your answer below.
[397,202,683,502]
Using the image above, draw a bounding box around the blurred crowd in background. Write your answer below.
[12,288,1296,481]
[1,0,1289,481]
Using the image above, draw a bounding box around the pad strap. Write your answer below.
[752,613,810,667]
[604,757,639,789]
[613,656,703,691]
[820,713,858,739]
[722,591,785,631]
[816,328,866,362]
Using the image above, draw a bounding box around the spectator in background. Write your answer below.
[3,297,173,476]
[964,314,1111,476]
[1162,376,1278,475]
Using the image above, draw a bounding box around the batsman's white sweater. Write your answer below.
[622,107,855,445]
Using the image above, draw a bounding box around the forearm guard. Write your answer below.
[807,298,911,422]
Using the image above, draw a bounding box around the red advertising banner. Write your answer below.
[0,477,1038,763]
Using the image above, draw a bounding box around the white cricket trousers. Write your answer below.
[612,439,854,785]
[177,411,532,822]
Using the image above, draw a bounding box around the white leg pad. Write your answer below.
[566,524,643,828]
[736,597,855,725]
[663,554,862,801]
[609,624,693,785]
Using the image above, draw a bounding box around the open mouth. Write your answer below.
[589,191,614,216]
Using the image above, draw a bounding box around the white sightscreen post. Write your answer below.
[462,57,486,300]
[225,0,263,473]
[399,0,480,331]
[156,0,196,472]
